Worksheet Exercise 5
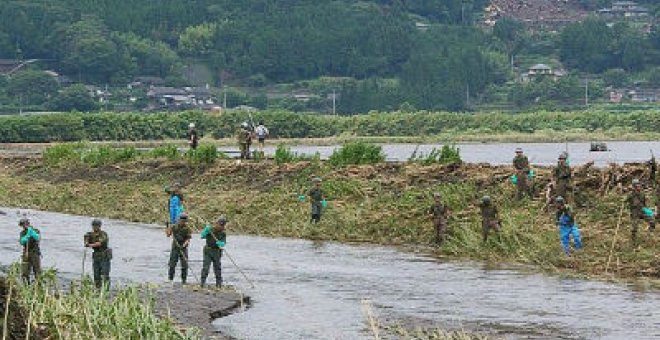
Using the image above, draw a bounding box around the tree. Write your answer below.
[48,84,99,112]
[647,67,660,87]
[178,23,217,57]
[493,17,527,72]
[602,69,629,88]
[7,70,59,105]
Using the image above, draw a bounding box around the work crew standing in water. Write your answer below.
[200,216,227,288]
[19,218,41,284]
[85,219,111,288]
[167,213,192,285]
[512,148,531,199]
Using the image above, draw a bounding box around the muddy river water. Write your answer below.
[261,141,660,167]
[1,208,658,339]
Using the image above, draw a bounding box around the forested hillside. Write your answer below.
[0,0,658,113]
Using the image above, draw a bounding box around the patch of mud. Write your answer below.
[151,284,250,339]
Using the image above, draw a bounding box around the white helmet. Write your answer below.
[241,122,249,128]
[189,123,195,128]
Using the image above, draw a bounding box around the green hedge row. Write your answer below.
[0,110,658,143]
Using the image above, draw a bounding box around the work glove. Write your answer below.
[298,195,305,202]
[201,225,211,238]
[510,175,518,185]
[527,170,535,180]
[642,207,655,218]
[20,234,30,245]
[321,199,328,208]
[216,240,226,248]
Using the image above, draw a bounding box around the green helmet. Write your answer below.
[19,218,29,226]
[92,219,102,227]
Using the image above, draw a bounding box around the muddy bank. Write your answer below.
[152,285,250,339]
[0,158,658,281]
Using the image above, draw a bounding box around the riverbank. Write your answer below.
[0,271,247,339]
[2,129,660,154]
[0,158,657,284]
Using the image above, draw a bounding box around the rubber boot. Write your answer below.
[181,269,187,285]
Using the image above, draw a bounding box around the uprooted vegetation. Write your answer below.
[0,158,658,281]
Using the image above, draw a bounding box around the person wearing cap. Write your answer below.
[166,213,192,284]
[553,152,572,201]
[512,148,531,200]
[555,196,581,255]
[626,179,655,243]
[479,196,501,243]
[200,216,228,287]
[187,123,199,150]
[166,183,185,225]
[236,122,253,160]
[19,218,41,284]
[428,192,449,244]
[85,219,111,288]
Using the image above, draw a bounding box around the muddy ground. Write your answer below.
[152,284,250,339]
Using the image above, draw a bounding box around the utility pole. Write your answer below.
[332,90,336,116]
[466,83,470,108]
[584,78,589,108]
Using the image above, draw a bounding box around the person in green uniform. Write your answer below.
[237,122,252,160]
[553,152,571,201]
[200,216,227,288]
[19,218,41,284]
[479,196,501,243]
[428,192,449,244]
[627,179,655,242]
[84,219,111,288]
[166,213,192,284]
[307,177,326,223]
[512,148,531,199]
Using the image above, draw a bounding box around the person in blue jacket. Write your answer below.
[19,218,41,284]
[555,196,582,255]
[166,183,185,225]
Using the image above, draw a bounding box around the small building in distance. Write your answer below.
[598,1,649,19]
[520,64,566,83]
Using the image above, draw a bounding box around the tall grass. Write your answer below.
[4,267,200,339]
[409,145,462,165]
[328,142,385,166]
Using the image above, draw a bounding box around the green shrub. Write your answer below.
[150,144,180,160]
[274,144,298,164]
[409,145,462,165]
[439,144,461,164]
[186,144,217,164]
[43,143,80,165]
[328,141,385,166]
[81,146,137,167]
